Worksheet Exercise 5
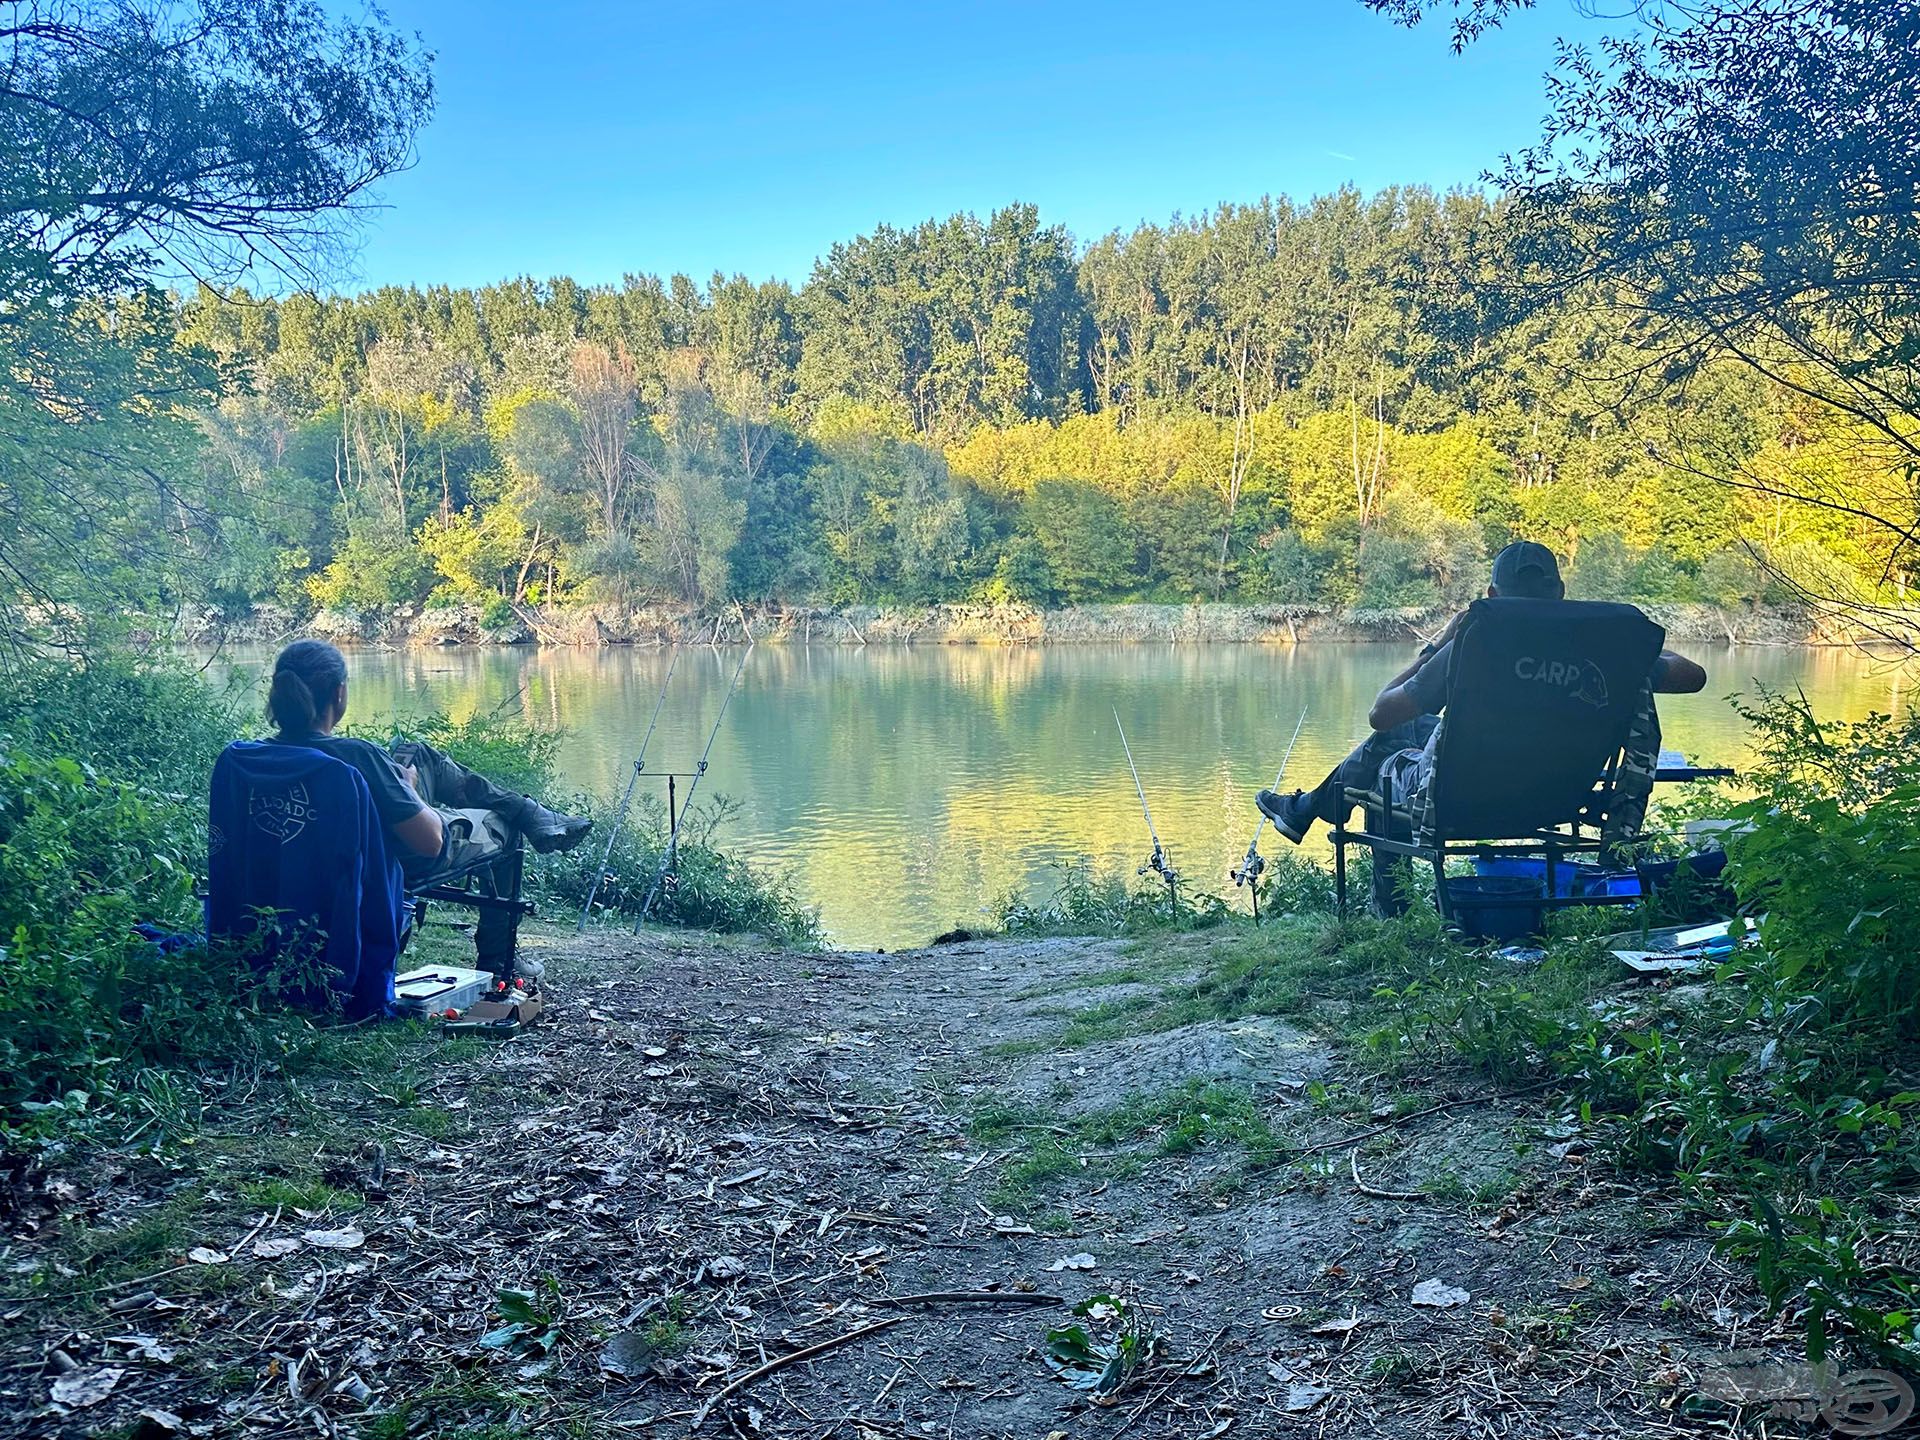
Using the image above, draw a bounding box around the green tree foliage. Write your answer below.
[0,0,433,656]
[7,30,1906,632]
[797,204,1083,439]
[3,4,1908,637]
[59,177,1904,622]
[1022,480,1138,603]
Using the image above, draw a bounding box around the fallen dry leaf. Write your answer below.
[1309,1315,1363,1335]
[108,1334,176,1363]
[301,1226,365,1250]
[51,1367,124,1408]
[1411,1278,1471,1309]
[1284,1382,1332,1412]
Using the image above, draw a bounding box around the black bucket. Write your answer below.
[1446,874,1545,941]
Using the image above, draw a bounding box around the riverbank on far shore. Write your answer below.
[162,597,1832,650]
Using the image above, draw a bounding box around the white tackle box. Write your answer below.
[393,964,495,1014]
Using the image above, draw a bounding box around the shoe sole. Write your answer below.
[1254,793,1309,845]
[529,822,593,855]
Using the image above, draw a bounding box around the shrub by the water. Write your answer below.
[993,848,1347,938]
[994,858,1231,937]
[0,660,319,1133]
[541,792,821,947]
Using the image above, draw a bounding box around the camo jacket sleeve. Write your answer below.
[1601,682,1662,858]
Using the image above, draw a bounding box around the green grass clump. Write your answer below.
[994,858,1231,937]
[976,1079,1276,1210]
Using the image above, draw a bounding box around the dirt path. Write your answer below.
[5,926,1799,1438]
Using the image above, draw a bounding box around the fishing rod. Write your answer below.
[634,638,755,930]
[1230,705,1308,922]
[578,646,682,931]
[1114,710,1179,913]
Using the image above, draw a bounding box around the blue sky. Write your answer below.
[343,0,1598,295]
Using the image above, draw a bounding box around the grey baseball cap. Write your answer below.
[1489,540,1562,598]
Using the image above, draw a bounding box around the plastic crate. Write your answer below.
[1576,869,1643,900]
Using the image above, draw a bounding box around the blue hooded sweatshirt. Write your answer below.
[207,741,405,1020]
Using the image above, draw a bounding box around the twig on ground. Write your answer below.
[231,1203,283,1259]
[836,1211,930,1236]
[1114,1322,1233,1437]
[1252,1079,1560,1162]
[871,1290,1064,1309]
[690,1315,908,1429]
[1349,1149,1428,1202]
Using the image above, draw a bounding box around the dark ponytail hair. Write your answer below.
[267,639,349,736]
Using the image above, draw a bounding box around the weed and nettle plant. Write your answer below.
[1655,693,1920,1364]
[1397,691,1920,1368]
[0,661,316,1135]
[0,655,816,1136]
[994,857,1235,936]
[540,790,820,946]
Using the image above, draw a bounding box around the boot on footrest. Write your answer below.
[518,797,592,854]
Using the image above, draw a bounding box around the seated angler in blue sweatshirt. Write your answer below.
[259,639,592,976]
[209,725,406,1019]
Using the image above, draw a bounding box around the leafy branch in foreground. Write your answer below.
[0,0,432,658]
[1371,0,1920,641]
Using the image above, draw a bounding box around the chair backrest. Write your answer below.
[1426,598,1665,840]
[207,741,402,1019]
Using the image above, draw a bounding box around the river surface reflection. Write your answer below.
[199,641,1912,947]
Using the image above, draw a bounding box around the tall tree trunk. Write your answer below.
[514,521,543,602]
[1214,328,1255,597]
[1350,383,1387,527]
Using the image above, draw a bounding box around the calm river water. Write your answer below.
[202,642,1912,948]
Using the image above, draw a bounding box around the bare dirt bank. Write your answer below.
[4,924,1800,1438]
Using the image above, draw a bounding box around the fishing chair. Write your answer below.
[1331,598,1693,927]
[209,744,537,1020]
[411,844,536,975]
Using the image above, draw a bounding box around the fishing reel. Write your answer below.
[1230,848,1266,889]
[1140,840,1179,889]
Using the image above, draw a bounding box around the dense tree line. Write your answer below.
[7,2,1911,653]
[160,183,1866,628]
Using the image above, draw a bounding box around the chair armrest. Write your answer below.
[1655,766,1736,782]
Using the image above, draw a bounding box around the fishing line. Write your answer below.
[634,638,755,930]
[1232,705,1309,918]
[1114,709,1178,906]
[578,645,681,930]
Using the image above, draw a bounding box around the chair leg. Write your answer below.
[1333,827,1348,917]
[495,843,526,967]
[1371,847,1409,918]
[1366,799,1411,919]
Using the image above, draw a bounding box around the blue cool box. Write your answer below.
[1447,874,1544,941]
[1472,856,1642,900]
